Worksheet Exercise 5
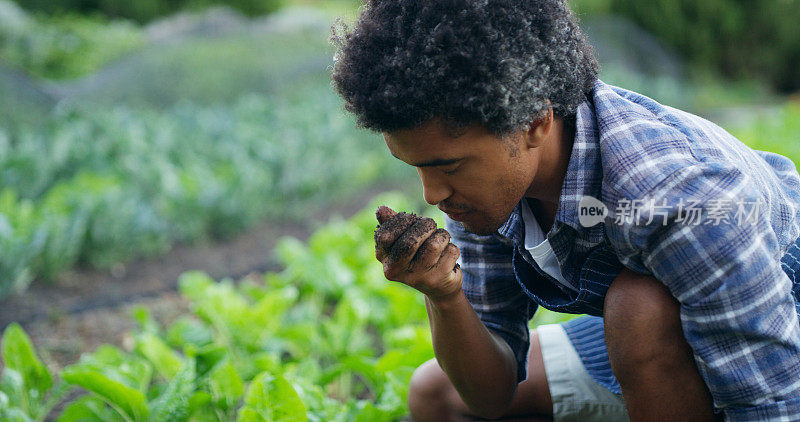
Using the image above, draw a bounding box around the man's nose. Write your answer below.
[418,169,452,206]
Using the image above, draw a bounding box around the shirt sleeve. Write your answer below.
[445,216,537,383]
[616,162,800,420]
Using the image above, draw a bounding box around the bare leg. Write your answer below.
[408,329,553,422]
[604,268,720,422]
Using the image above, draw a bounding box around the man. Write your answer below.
[330,0,800,420]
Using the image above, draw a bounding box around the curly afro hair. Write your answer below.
[330,0,599,138]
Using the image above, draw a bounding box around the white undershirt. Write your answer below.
[520,199,578,292]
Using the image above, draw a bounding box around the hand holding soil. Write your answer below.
[374,206,463,303]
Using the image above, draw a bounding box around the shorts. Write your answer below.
[537,323,630,422]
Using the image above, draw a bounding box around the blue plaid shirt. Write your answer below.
[447,80,800,420]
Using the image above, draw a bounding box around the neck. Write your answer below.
[526,197,557,235]
[525,116,575,206]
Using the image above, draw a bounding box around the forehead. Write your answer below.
[383,120,498,164]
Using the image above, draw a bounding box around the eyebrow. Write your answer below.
[390,153,464,168]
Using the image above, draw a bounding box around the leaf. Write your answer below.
[373,370,412,418]
[207,359,243,410]
[69,345,152,394]
[61,368,149,422]
[248,286,299,334]
[165,317,213,349]
[1,323,53,398]
[236,407,266,422]
[193,344,227,379]
[354,402,394,422]
[335,356,379,390]
[237,372,307,422]
[177,271,214,302]
[130,306,160,335]
[186,391,212,419]
[0,369,25,409]
[0,407,34,422]
[375,347,432,374]
[57,395,121,422]
[39,380,75,421]
[134,332,183,379]
[149,358,195,422]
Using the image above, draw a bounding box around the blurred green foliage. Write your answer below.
[58,33,336,107]
[730,100,800,167]
[6,0,800,96]
[569,0,612,16]
[10,0,284,23]
[0,13,144,80]
[0,79,411,296]
[607,0,800,93]
[0,3,332,85]
[0,3,421,296]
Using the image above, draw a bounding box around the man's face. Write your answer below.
[383,120,539,235]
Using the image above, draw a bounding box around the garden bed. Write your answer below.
[0,182,415,369]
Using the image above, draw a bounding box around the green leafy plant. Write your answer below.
[0,79,411,296]
[0,323,69,421]
[0,192,578,420]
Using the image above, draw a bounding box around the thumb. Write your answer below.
[376,205,397,225]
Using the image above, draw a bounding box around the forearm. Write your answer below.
[425,291,518,419]
[372,209,522,417]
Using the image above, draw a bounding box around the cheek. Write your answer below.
[459,165,527,232]
[493,161,532,211]
[497,160,531,200]
[456,159,530,215]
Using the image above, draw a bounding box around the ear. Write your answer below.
[524,106,554,149]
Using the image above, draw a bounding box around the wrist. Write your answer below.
[426,289,466,312]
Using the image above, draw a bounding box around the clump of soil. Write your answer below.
[375,205,396,225]
[374,205,458,272]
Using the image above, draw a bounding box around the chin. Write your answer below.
[464,206,518,235]
[459,219,504,236]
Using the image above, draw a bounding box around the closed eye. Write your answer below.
[442,166,460,175]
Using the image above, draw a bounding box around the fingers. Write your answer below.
[373,207,462,298]
[435,242,460,274]
[425,243,460,295]
[376,205,397,225]
[374,211,415,261]
[409,228,450,272]
[421,243,462,302]
[387,216,437,267]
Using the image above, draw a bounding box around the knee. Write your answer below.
[604,268,686,377]
[408,358,463,422]
[604,268,680,333]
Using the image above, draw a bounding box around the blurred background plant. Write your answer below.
[0,0,797,419]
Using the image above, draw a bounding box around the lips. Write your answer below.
[439,207,469,221]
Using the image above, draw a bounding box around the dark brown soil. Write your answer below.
[0,217,306,328]
[374,207,460,276]
[0,182,418,372]
[374,211,416,260]
[25,291,192,373]
[375,205,397,224]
